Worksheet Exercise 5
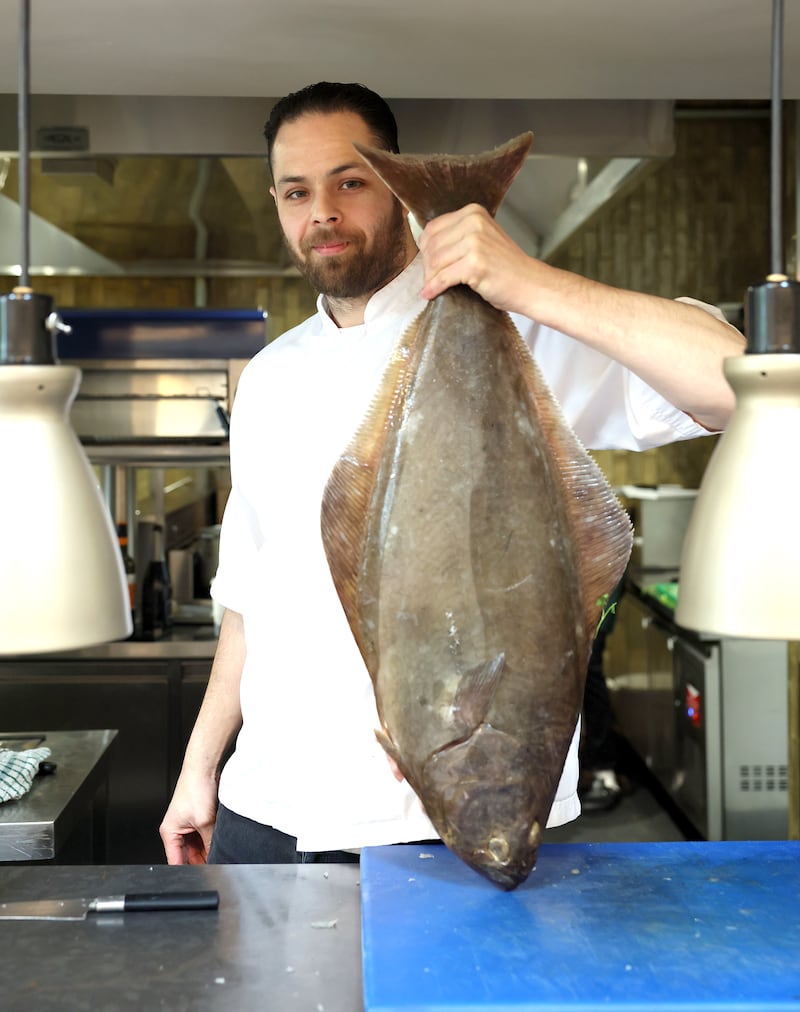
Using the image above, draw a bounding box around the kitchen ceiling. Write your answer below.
[0,1,795,278]
[0,0,797,100]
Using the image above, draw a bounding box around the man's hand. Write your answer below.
[159,774,218,865]
[417,203,538,315]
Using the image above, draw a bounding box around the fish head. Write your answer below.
[422,725,552,890]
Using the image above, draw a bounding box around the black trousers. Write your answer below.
[581,635,617,770]
[207,804,361,864]
[580,580,625,772]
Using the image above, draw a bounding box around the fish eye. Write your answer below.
[487,837,510,863]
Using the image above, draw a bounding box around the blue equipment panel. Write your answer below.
[361,841,800,1010]
[57,308,268,360]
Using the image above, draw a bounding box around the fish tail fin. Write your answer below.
[354,132,533,225]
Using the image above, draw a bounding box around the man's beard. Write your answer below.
[282,199,408,300]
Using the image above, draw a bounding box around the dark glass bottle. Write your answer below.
[140,524,172,640]
[116,522,136,630]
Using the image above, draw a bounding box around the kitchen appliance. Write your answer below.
[58,308,267,445]
[54,308,267,638]
[71,359,232,442]
[672,635,789,840]
[607,589,789,841]
[618,484,697,570]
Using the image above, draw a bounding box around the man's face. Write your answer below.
[270,110,411,300]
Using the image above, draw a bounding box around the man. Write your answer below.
[160,82,744,865]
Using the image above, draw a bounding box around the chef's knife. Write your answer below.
[0,890,219,921]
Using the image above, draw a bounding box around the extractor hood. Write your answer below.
[0,95,675,159]
[0,191,121,275]
[0,96,676,268]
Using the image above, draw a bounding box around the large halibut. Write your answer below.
[321,133,633,889]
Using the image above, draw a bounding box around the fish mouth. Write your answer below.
[477,863,528,891]
[423,729,543,889]
[439,804,539,890]
[435,776,543,890]
[468,834,536,890]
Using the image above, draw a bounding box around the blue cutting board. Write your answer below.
[360,840,800,1010]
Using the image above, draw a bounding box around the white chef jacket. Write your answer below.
[212,255,712,851]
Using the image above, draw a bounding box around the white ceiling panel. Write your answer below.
[0,1,797,101]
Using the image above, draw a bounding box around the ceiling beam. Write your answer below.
[538,157,663,262]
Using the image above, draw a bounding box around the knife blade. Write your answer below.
[0,890,219,921]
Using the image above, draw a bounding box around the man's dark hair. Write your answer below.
[264,82,400,175]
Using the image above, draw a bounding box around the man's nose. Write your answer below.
[311,193,340,224]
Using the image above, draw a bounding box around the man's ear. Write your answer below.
[269,185,277,203]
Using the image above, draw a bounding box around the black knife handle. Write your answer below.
[122,891,219,912]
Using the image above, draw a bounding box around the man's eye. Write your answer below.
[285,189,307,201]
[341,179,364,190]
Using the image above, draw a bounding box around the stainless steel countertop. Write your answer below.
[1,625,218,661]
[0,863,362,1010]
[0,730,117,861]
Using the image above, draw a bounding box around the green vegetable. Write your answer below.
[595,593,617,636]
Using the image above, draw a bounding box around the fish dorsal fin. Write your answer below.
[507,330,633,641]
[451,652,506,736]
[353,133,533,225]
[321,317,422,675]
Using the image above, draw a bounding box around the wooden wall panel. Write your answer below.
[551,116,774,304]
[549,113,792,490]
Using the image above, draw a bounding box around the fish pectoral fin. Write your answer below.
[451,652,506,734]
[375,728,408,783]
[375,727,402,764]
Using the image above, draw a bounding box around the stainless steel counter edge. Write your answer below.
[1,633,218,661]
[0,863,363,1011]
[626,566,714,646]
[0,730,118,862]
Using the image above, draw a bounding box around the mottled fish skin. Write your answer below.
[321,135,633,890]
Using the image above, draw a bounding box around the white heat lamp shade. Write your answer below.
[0,363,133,653]
[676,352,800,640]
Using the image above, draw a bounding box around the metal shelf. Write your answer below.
[84,442,230,467]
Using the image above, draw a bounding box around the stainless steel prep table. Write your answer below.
[0,730,117,862]
[0,624,219,661]
[0,863,362,1011]
[0,644,214,863]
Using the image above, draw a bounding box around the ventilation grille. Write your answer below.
[739,764,788,793]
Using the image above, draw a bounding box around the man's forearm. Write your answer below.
[515,266,746,432]
[160,607,245,864]
[418,205,747,432]
[181,607,245,780]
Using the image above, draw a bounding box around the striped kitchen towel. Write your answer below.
[0,747,52,803]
